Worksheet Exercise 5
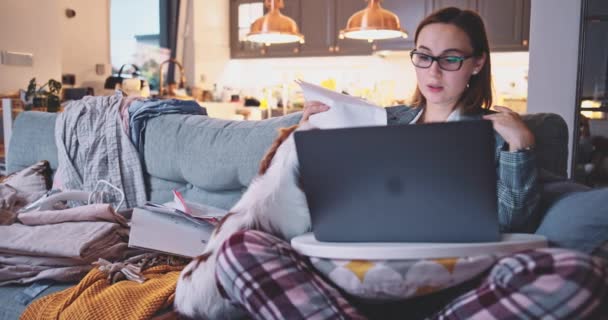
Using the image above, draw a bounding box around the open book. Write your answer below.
[297,80,387,129]
[128,193,227,257]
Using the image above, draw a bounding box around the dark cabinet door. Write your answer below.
[266,0,303,57]
[299,0,335,56]
[374,0,428,51]
[334,0,373,55]
[478,0,529,51]
[426,0,530,51]
[428,0,477,11]
[587,0,608,16]
[230,0,267,58]
[230,0,531,58]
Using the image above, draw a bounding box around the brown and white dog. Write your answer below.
[174,123,314,319]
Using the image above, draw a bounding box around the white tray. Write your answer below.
[291,233,548,260]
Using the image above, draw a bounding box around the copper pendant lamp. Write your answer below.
[247,0,304,45]
[340,0,407,41]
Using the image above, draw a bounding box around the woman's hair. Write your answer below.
[410,7,493,114]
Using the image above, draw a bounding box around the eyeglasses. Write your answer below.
[410,51,473,71]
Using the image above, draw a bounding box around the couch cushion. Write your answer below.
[536,187,608,254]
[7,112,58,175]
[522,113,569,177]
[1,160,52,193]
[0,160,53,225]
[144,113,302,208]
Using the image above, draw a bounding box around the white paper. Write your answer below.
[297,80,387,129]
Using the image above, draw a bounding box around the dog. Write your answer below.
[174,123,314,319]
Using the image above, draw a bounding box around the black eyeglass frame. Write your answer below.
[409,50,474,71]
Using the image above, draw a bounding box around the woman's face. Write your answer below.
[414,23,485,109]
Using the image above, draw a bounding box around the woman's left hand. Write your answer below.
[483,106,535,152]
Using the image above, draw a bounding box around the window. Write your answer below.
[110,0,169,90]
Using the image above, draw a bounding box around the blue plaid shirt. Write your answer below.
[386,106,540,232]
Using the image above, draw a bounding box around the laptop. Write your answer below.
[294,120,499,243]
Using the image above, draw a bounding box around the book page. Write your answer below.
[297,80,387,129]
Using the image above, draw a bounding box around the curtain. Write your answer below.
[160,0,181,85]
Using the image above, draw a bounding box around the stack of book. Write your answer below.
[129,198,227,258]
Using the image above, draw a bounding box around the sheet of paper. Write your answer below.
[297,80,387,129]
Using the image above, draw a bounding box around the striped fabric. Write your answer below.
[431,248,608,319]
[216,230,365,320]
[216,230,608,320]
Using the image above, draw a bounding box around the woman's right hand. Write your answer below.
[300,101,330,125]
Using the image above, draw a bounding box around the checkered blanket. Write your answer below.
[216,230,608,320]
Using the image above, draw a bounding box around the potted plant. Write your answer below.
[24,78,62,112]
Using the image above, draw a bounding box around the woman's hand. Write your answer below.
[483,106,535,152]
[299,101,330,125]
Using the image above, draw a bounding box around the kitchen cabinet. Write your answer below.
[377,0,530,52]
[265,0,303,57]
[371,0,427,51]
[477,0,529,50]
[428,0,477,10]
[299,0,372,56]
[298,0,335,56]
[587,0,608,16]
[230,0,302,58]
[230,0,530,58]
[333,0,373,55]
[230,0,267,58]
[428,0,530,51]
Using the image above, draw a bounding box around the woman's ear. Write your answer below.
[472,52,487,75]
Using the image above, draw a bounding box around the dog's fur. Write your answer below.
[174,123,314,319]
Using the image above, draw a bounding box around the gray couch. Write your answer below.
[0,110,603,319]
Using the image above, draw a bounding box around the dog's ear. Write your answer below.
[258,125,299,175]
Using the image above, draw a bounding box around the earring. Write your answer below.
[466,83,470,88]
[472,70,478,75]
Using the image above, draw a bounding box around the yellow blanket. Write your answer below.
[21,264,183,320]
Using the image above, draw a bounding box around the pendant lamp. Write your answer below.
[247,0,304,45]
[340,0,407,41]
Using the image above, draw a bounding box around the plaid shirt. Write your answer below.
[386,106,540,233]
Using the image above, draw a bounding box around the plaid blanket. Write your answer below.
[216,230,608,320]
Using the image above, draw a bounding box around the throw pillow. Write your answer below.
[0,160,53,224]
[1,160,52,193]
[536,187,608,254]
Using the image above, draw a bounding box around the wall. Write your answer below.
[185,0,230,90]
[60,0,110,93]
[0,0,110,95]
[527,0,582,175]
[0,0,62,94]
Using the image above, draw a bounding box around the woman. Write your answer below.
[308,7,538,234]
[214,7,607,320]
